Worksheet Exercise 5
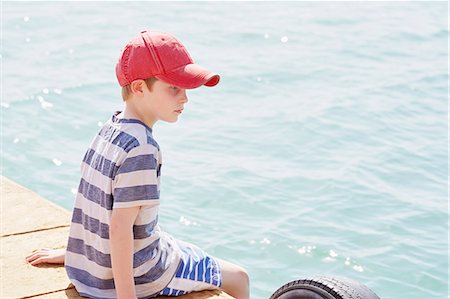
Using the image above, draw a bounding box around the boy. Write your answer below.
[26,30,249,299]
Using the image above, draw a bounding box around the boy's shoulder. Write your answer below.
[101,113,160,155]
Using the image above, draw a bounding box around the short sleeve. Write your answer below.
[112,144,160,209]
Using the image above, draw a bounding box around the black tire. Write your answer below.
[270,276,380,299]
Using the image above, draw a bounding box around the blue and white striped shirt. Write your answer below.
[65,112,181,299]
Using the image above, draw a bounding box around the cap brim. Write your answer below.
[156,64,220,89]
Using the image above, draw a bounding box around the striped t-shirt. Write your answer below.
[65,112,182,299]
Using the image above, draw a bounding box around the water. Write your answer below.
[2,2,448,298]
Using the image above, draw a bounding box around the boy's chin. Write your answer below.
[162,117,179,123]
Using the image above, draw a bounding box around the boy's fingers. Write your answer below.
[26,252,48,262]
[28,251,44,258]
[26,252,38,260]
[26,253,39,261]
[26,256,39,263]
[29,248,49,254]
[26,249,63,265]
[30,259,40,266]
[26,248,49,258]
[30,257,46,266]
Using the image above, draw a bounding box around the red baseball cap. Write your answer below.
[116,30,220,89]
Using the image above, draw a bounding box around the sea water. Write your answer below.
[2,2,448,298]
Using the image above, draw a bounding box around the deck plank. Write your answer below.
[1,227,72,298]
[1,176,70,237]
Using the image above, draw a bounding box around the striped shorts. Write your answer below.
[158,240,222,296]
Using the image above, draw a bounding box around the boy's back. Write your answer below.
[65,112,181,298]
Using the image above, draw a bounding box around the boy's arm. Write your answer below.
[110,206,140,299]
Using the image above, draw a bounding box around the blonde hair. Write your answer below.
[121,77,158,101]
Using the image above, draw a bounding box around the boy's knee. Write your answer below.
[218,258,250,291]
[236,266,250,286]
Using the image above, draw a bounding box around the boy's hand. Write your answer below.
[25,248,66,266]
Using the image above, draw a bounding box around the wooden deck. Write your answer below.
[0,176,233,299]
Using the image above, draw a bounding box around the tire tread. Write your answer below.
[270,276,379,299]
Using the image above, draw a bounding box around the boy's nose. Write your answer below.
[180,90,188,103]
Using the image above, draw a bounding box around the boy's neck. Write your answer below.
[120,105,157,128]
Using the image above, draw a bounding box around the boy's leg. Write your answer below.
[216,258,249,299]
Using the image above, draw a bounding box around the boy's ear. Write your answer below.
[130,80,145,95]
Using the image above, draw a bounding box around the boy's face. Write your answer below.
[141,79,188,124]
